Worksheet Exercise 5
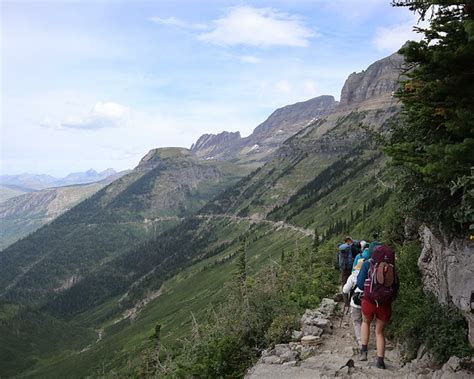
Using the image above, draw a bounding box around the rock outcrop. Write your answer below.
[338,51,404,110]
[255,298,336,366]
[191,132,242,160]
[418,226,474,346]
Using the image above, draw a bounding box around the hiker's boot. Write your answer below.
[359,350,368,361]
[376,357,386,369]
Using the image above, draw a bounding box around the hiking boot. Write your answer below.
[376,359,386,369]
[359,351,368,361]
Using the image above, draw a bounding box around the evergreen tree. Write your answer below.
[234,237,247,285]
[387,1,474,234]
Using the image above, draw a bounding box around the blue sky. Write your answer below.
[1,0,421,176]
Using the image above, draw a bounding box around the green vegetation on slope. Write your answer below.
[0,153,245,307]
[22,222,312,378]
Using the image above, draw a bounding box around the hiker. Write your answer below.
[336,237,354,286]
[357,245,398,369]
[350,239,362,260]
[352,240,368,271]
[342,262,364,347]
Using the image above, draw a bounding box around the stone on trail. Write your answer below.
[301,335,321,347]
[292,330,303,341]
[442,356,461,372]
[275,344,291,356]
[261,355,282,365]
[318,298,336,317]
[302,324,323,337]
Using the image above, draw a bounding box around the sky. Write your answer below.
[1,0,422,176]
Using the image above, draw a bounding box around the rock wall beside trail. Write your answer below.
[418,226,474,346]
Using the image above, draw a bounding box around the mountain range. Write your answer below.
[0,51,406,377]
[0,168,123,192]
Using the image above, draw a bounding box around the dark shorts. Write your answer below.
[361,298,392,322]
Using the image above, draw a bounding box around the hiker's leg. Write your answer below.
[351,306,362,346]
[375,318,386,358]
[360,299,374,346]
[361,315,370,345]
[341,268,351,287]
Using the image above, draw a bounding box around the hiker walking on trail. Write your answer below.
[357,245,398,369]
[336,237,354,286]
[342,266,364,347]
[352,240,368,271]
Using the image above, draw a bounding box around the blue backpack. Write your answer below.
[338,243,353,270]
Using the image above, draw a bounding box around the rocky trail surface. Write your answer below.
[246,298,472,378]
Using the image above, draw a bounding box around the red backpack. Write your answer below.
[363,245,397,305]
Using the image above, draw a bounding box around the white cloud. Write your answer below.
[275,80,291,94]
[373,18,426,52]
[198,6,316,47]
[93,102,128,119]
[41,102,129,130]
[150,16,207,30]
[239,55,261,64]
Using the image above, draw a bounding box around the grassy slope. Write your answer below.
[26,224,310,378]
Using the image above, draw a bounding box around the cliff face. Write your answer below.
[338,52,404,110]
[247,95,338,145]
[418,226,474,346]
[190,132,242,160]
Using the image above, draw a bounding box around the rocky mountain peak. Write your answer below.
[137,147,195,170]
[338,52,404,109]
[100,168,117,176]
[190,131,242,160]
[251,95,337,139]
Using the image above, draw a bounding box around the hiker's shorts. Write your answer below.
[361,298,391,322]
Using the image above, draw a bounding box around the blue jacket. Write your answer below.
[356,260,370,290]
[352,247,369,271]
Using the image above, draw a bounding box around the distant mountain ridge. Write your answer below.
[190,52,403,165]
[0,169,131,250]
[0,182,105,250]
[191,95,338,165]
[0,168,123,191]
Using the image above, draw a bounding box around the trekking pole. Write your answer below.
[339,302,347,327]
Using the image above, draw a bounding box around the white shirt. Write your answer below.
[342,269,363,309]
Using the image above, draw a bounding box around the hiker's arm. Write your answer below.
[342,275,353,294]
[356,261,369,290]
